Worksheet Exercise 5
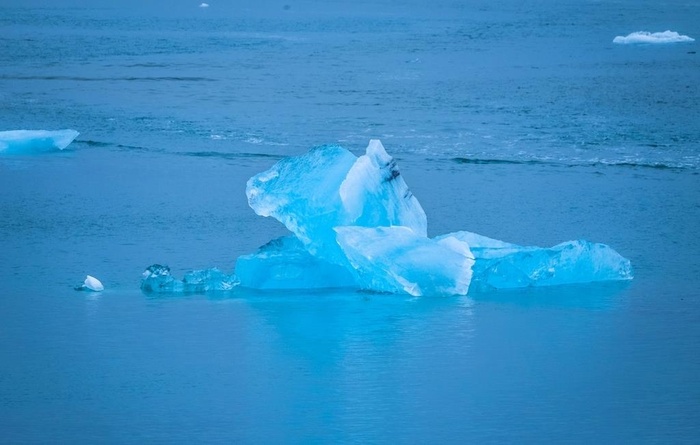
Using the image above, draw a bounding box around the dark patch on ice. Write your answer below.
[382,159,401,183]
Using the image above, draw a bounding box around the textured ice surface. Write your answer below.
[440,231,633,290]
[613,31,695,44]
[246,140,426,264]
[0,129,79,154]
[235,236,356,290]
[335,226,474,296]
[141,264,238,293]
[144,140,632,296]
[340,140,427,237]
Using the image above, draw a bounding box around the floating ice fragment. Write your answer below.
[335,226,474,296]
[0,129,79,154]
[75,275,104,292]
[199,3,209,7]
[140,264,238,294]
[235,236,356,290]
[613,31,695,44]
[440,231,633,290]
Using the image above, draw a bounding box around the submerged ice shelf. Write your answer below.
[142,140,632,296]
[0,129,79,154]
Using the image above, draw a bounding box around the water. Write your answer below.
[1,1,699,442]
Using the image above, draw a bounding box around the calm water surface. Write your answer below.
[1,1,699,443]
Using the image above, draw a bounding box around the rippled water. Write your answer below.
[1,1,699,442]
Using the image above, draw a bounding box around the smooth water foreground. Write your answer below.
[2,151,698,443]
[2,1,700,443]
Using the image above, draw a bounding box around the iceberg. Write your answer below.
[613,31,695,44]
[142,139,632,297]
[0,129,79,154]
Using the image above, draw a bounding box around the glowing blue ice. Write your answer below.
[235,236,356,290]
[246,140,426,265]
[440,231,633,290]
[142,139,632,296]
[335,226,474,296]
[0,129,79,154]
[141,264,237,293]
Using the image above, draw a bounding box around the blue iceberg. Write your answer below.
[0,129,79,154]
[142,139,632,296]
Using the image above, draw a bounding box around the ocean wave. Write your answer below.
[76,140,149,151]
[451,157,693,171]
[0,75,217,82]
[613,30,695,44]
[181,151,284,161]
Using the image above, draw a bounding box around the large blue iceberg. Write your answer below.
[0,129,79,154]
[142,140,632,296]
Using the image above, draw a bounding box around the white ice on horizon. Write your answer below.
[613,30,695,44]
[0,129,79,154]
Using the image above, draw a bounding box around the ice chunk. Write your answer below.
[440,231,633,290]
[199,2,209,7]
[613,30,694,44]
[141,264,238,294]
[235,236,356,290]
[75,275,104,291]
[75,275,104,292]
[335,226,474,296]
[246,140,426,264]
[0,129,79,154]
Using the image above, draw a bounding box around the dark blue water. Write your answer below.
[1,1,699,442]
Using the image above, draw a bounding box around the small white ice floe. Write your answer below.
[613,30,695,44]
[76,275,104,292]
[199,2,209,7]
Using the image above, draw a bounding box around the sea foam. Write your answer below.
[613,30,695,44]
